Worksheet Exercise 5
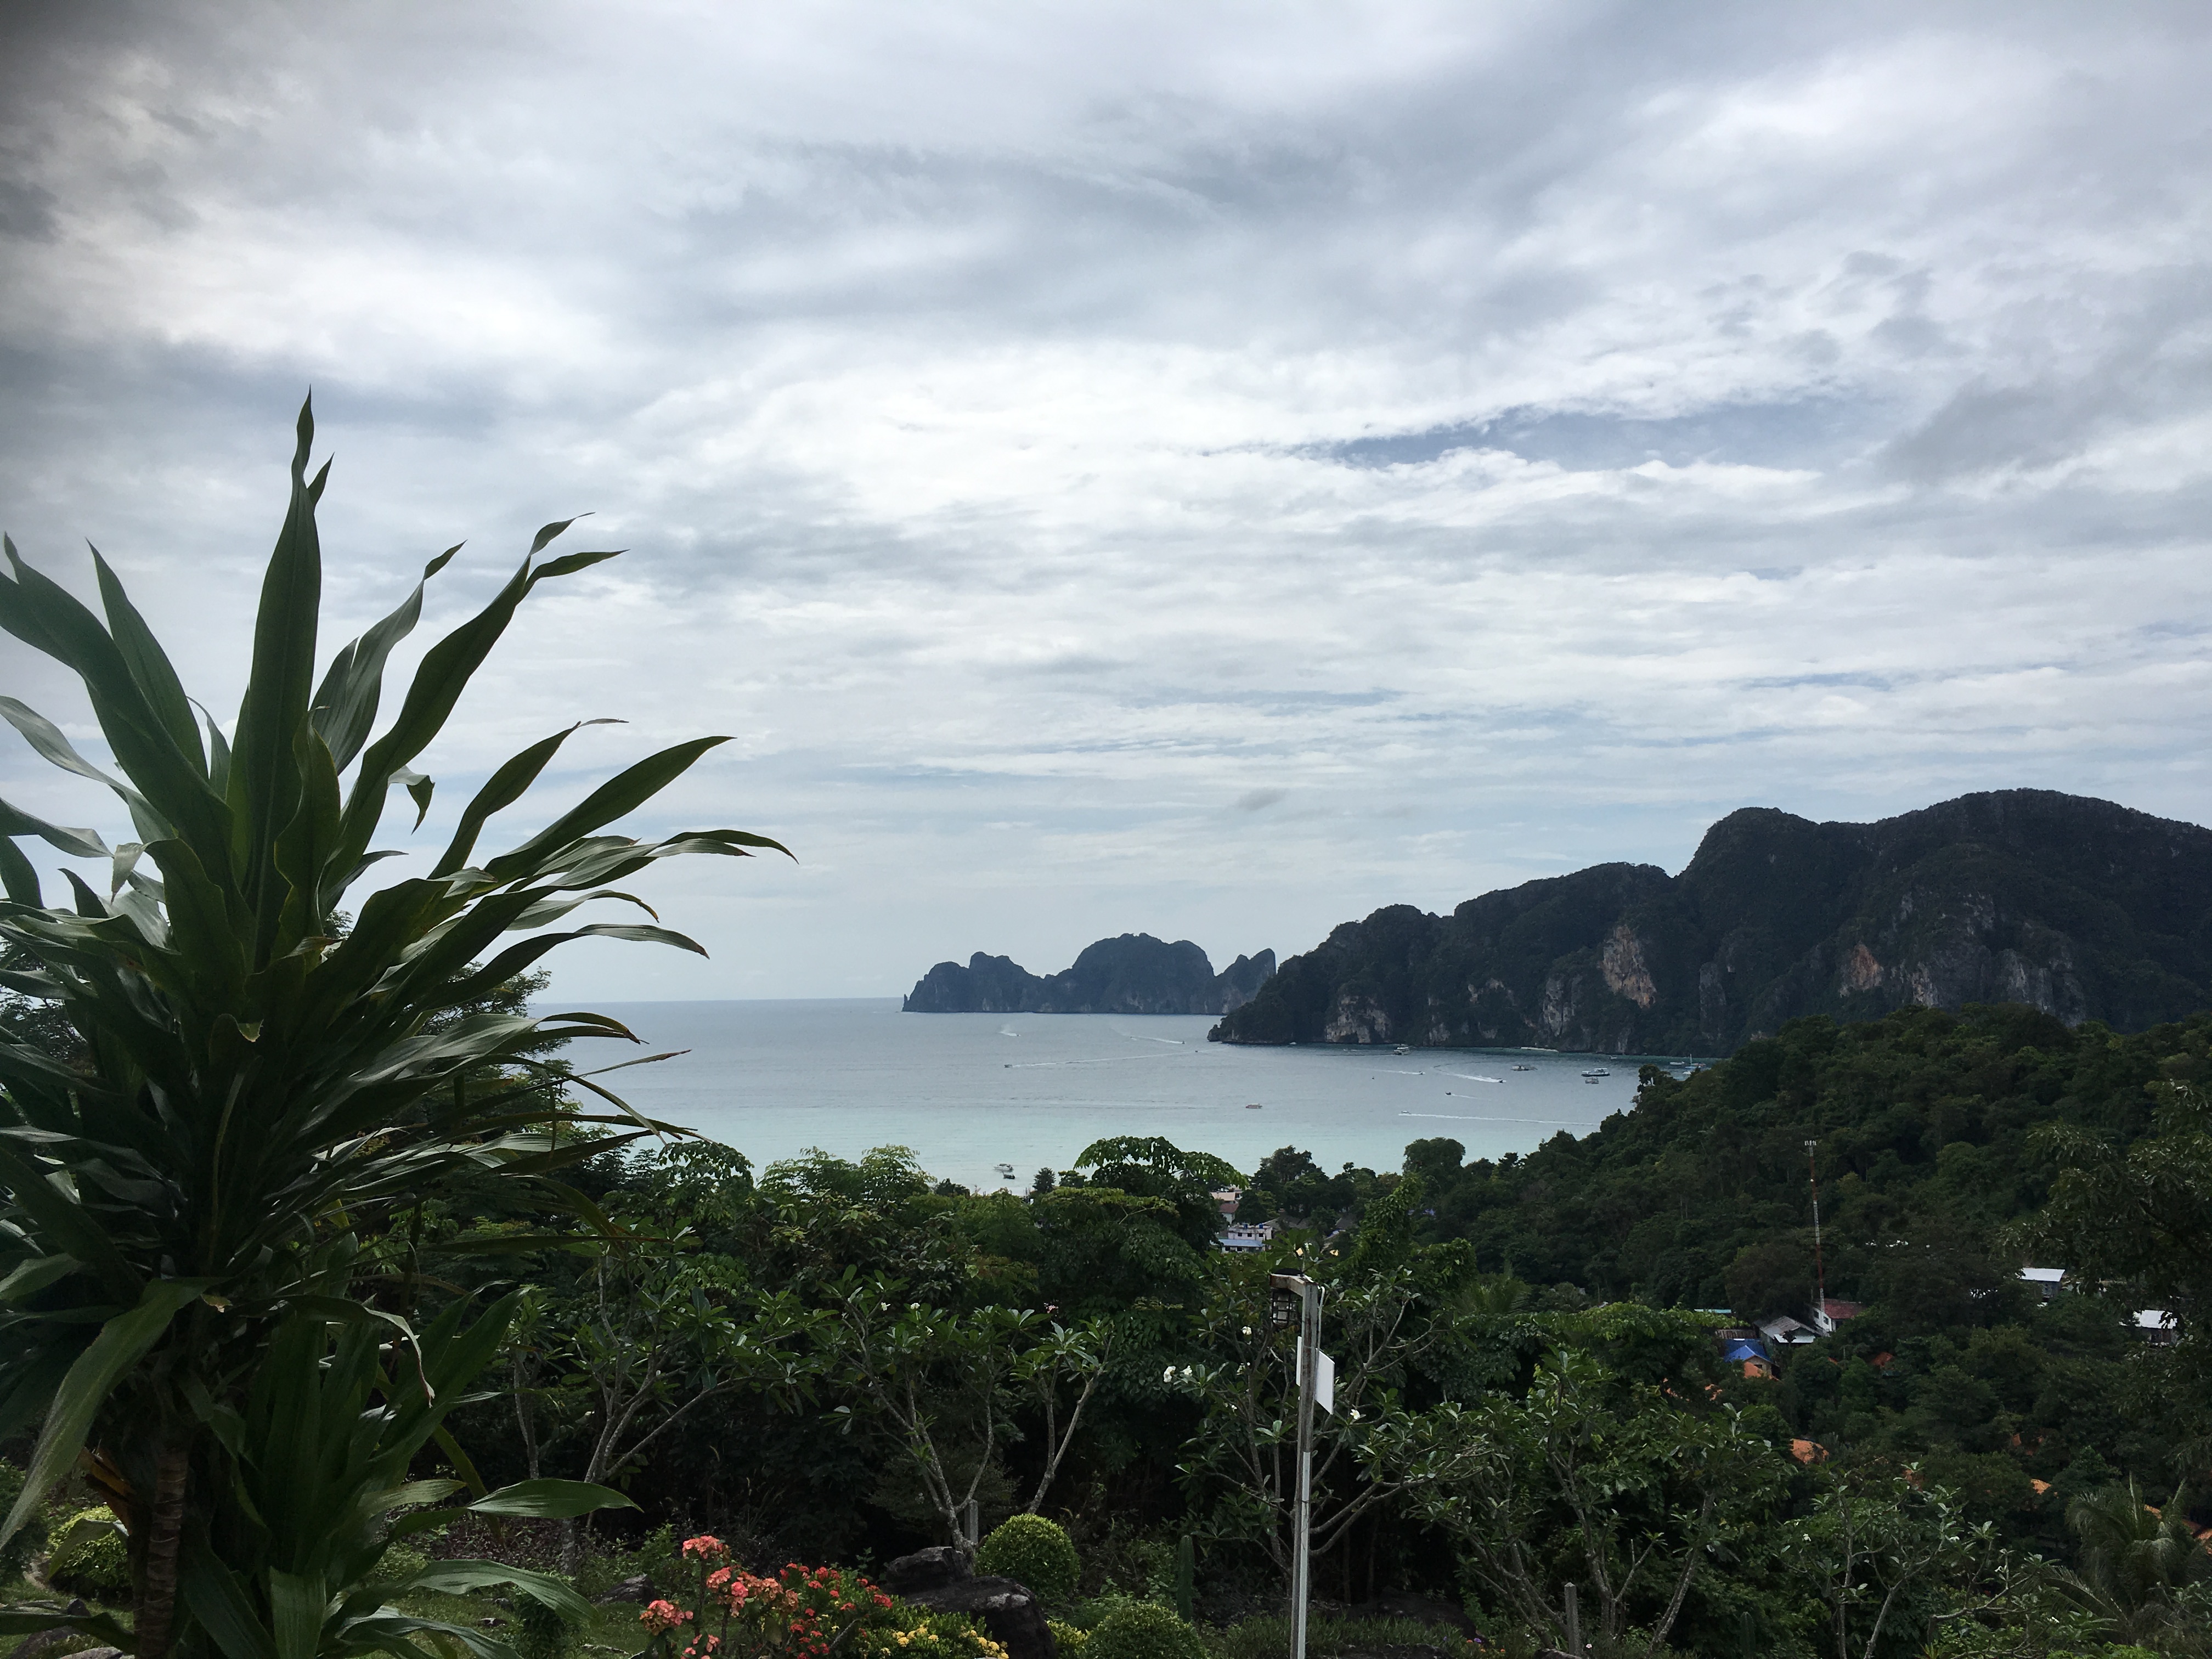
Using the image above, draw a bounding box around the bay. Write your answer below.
[575,998,1691,1192]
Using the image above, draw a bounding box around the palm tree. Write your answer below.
[2063,1477,2211,1646]
[0,398,785,1658]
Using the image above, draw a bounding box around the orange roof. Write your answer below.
[1790,1438,1828,1465]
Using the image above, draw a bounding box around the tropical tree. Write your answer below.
[0,398,784,1656]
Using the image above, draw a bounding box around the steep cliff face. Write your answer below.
[904,935,1276,1014]
[1209,790,2212,1051]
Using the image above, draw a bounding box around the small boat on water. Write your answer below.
[1245,1102,1264,1109]
[994,1163,1017,1180]
[1583,1075,1602,1085]
[1511,1063,1534,1071]
[1393,1043,1412,1055]
[1582,1066,1611,1078]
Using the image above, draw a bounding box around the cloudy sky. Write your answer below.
[3,1,2211,1000]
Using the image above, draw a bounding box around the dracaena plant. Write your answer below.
[0,398,785,1657]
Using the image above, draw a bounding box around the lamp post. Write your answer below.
[1270,1272,1323,1659]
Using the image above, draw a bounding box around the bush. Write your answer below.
[861,1609,1010,1659]
[1086,1603,1205,1659]
[512,1594,577,1659]
[0,1461,49,1585]
[47,1507,130,1600]
[1049,1623,1090,1657]
[977,1515,1080,1606]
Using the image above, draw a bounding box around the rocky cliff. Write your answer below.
[904,933,1276,1015]
[1209,790,2212,1052]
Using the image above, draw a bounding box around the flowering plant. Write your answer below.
[641,1538,896,1659]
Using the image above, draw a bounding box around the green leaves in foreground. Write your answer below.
[0,396,785,1657]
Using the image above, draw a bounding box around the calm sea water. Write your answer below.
[568,998,1695,1193]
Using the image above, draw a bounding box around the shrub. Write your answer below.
[977,1515,1080,1606]
[1048,1623,1090,1658]
[641,1539,901,1659]
[514,1593,579,1659]
[0,1461,49,1584]
[47,1507,131,1600]
[859,1609,1009,1659]
[1086,1603,1205,1659]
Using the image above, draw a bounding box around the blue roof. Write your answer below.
[1722,1338,1769,1362]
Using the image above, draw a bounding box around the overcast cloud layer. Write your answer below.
[4,1,2212,999]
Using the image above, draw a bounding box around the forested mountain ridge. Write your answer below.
[904,932,1274,1014]
[1388,1000,2211,1541]
[1210,788,2212,1052]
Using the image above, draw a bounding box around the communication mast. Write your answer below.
[1804,1138,1826,1325]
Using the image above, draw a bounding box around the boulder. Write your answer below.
[881,1547,971,1596]
[8,1602,90,1659]
[598,1575,652,1605]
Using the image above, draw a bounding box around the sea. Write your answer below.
[568,998,1697,1192]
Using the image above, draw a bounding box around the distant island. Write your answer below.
[904,933,1276,1014]
[1211,788,2212,1052]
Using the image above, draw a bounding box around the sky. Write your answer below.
[3,1,2211,1001]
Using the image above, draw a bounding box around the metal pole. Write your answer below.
[1563,1583,1580,1654]
[1291,1279,1321,1659]
[1805,1138,1825,1327]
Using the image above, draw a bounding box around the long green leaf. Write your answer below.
[309,544,461,772]
[269,1566,327,1659]
[274,725,343,954]
[0,551,220,854]
[0,794,106,859]
[0,1277,200,1549]
[331,557,533,877]
[0,834,41,903]
[180,1538,280,1659]
[229,394,325,965]
[0,1252,81,1303]
[481,738,732,882]
[399,1560,594,1622]
[428,721,619,879]
[93,546,206,776]
[464,1478,639,1519]
[0,697,158,833]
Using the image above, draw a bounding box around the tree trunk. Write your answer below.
[133,1447,188,1659]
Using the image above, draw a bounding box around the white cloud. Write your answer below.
[3,1,2212,997]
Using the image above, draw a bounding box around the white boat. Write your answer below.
[1393,1044,1411,1055]
[1512,1063,1534,1071]
[1245,1102,1263,1109]
[1582,1067,1610,1078]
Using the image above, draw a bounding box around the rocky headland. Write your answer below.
[904,933,1274,1015]
[1209,789,2212,1052]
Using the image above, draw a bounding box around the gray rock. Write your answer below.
[900,1577,1055,1659]
[881,1547,971,1596]
[9,1602,91,1659]
[597,1575,652,1605]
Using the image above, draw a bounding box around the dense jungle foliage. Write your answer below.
[6,1000,2161,1658]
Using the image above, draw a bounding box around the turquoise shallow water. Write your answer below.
[572,998,1694,1192]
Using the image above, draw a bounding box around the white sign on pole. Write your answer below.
[1313,1348,1335,1414]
